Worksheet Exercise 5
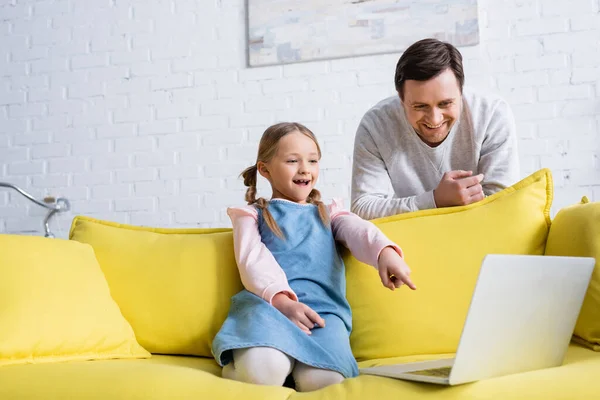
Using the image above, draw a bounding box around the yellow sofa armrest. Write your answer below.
[545,196,600,350]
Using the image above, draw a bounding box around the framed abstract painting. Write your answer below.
[247,0,480,67]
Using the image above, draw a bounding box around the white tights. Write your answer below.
[222,347,345,392]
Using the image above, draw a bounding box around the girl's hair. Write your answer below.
[240,122,329,239]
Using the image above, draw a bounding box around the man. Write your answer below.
[351,38,520,220]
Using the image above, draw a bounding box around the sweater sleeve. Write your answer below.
[329,199,403,269]
[227,206,297,304]
[350,116,436,220]
[478,99,521,195]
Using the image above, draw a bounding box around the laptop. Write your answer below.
[359,254,595,385]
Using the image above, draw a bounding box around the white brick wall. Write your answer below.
[1,0,599,238]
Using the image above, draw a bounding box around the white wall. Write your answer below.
[1,0,599,237]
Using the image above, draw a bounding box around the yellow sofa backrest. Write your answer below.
[345,169,553,360]
[69,169,579,362]
[70,217,239,357]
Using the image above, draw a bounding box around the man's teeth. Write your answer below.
[425,122,444,129]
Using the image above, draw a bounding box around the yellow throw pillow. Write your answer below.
[545,196,600,351]
[346,169,553,361]
[0,235,150,366]
[69,217,241,357]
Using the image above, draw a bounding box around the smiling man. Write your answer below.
[351,38,520,219]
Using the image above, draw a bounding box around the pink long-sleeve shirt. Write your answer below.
[227,199,403,304]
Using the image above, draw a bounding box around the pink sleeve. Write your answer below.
[329,198,403,269]
[227,206,298,304]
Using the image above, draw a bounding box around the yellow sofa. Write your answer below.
[1,168,600,400]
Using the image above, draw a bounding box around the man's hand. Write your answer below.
[271,293,325,335]
[377,247,417,291]
[433,170,485,208]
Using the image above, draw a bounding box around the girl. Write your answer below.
[212,122,416,392]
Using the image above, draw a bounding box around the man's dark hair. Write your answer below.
[394,38,464,100]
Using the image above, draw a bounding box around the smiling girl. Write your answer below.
[211,122,416,392]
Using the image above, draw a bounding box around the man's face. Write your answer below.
[400,68,462,147]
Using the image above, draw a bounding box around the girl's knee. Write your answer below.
[293,363,345,392]
[226,347,293,386]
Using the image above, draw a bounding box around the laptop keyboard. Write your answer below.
[405,366,452,378]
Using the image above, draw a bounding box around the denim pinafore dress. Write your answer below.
[212,199,359,378]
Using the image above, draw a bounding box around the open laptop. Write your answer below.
[359,254,595,385]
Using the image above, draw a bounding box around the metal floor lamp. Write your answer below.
[0,182,71,238]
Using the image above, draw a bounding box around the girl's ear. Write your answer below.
[257,161,270,179]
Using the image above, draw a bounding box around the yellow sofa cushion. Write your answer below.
[0,355,293,400]
[0,235,150,366]
[345,169,553,361]
[302,344,600,400]
[69,217,241,357]
[0,344,598,400]
[545,196,600,350]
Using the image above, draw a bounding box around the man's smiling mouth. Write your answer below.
[423,122,445,129]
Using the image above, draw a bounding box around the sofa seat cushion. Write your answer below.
[290,344,600,400]
[0,355,292,400]
[1,345,598,399]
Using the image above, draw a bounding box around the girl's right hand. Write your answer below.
[271,293,325,335]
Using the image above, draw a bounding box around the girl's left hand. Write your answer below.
[377,247,417,291]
